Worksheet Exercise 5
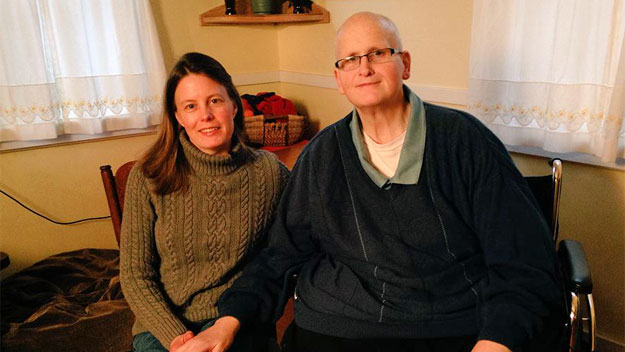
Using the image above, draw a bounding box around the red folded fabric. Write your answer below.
[264,95,297,116]
[248,92,297,116]
[256,100,274,116]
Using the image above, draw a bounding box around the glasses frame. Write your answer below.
[334,48,402,71]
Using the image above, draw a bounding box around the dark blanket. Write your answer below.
[1,248,134,352]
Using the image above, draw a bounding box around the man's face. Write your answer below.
[333,17,410,110]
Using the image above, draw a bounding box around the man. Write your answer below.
[174,12,563,352]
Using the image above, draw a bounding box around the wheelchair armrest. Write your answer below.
[557,239,593,294]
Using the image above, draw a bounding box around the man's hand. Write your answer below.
[170,331,195,351]
[472,340,513,352]
[173,316,241,352]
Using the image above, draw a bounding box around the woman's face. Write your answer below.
[174,73,237,156]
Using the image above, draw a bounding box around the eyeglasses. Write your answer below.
[334,48,402,71]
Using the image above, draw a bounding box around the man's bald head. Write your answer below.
[335,12,403,59]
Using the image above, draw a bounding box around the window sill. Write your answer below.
[507,144,625,172]
[0,126,158,154]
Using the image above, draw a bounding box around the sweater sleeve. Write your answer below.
[218,149,317,326]
[119,166,187,347]
[462,123,563,350]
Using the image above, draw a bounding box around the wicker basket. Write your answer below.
[243,114,305,146]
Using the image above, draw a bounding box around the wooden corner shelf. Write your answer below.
[200,0,330,25]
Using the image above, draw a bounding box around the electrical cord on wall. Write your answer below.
[0,188,111,225]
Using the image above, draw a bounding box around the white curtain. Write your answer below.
[0,0,166,142]
[468,0,625,163]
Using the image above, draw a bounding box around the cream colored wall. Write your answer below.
[278,0,472,88]
[150,0,280,73]
[279,83,349,132]
[0,134,157,279]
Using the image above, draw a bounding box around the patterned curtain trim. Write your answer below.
[467,101,625,136]
[1,95,161,124]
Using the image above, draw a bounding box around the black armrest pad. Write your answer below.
[557,239,593,294]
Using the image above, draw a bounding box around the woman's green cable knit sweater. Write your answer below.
[120,131,289,347]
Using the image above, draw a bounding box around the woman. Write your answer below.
[120,52,289,352]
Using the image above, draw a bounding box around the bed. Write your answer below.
[1,248,134,352]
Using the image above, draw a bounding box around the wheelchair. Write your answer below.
[525,159,595,352]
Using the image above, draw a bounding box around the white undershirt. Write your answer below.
[363,130,406,178]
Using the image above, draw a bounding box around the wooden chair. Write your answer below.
[100,161,137,247]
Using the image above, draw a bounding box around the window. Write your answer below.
[468,0,625,164]
[0,0,166,144]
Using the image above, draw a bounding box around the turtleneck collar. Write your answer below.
[179,130,248,176]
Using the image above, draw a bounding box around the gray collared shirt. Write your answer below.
[350,85,426,189]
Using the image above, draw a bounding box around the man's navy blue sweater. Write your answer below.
[218,103,563,350]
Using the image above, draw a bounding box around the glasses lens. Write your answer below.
[341,56,360,71]
[368,49,392,63]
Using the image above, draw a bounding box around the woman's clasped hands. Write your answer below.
[170,317,240,352]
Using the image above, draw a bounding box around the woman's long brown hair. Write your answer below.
[140,52,247,195]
